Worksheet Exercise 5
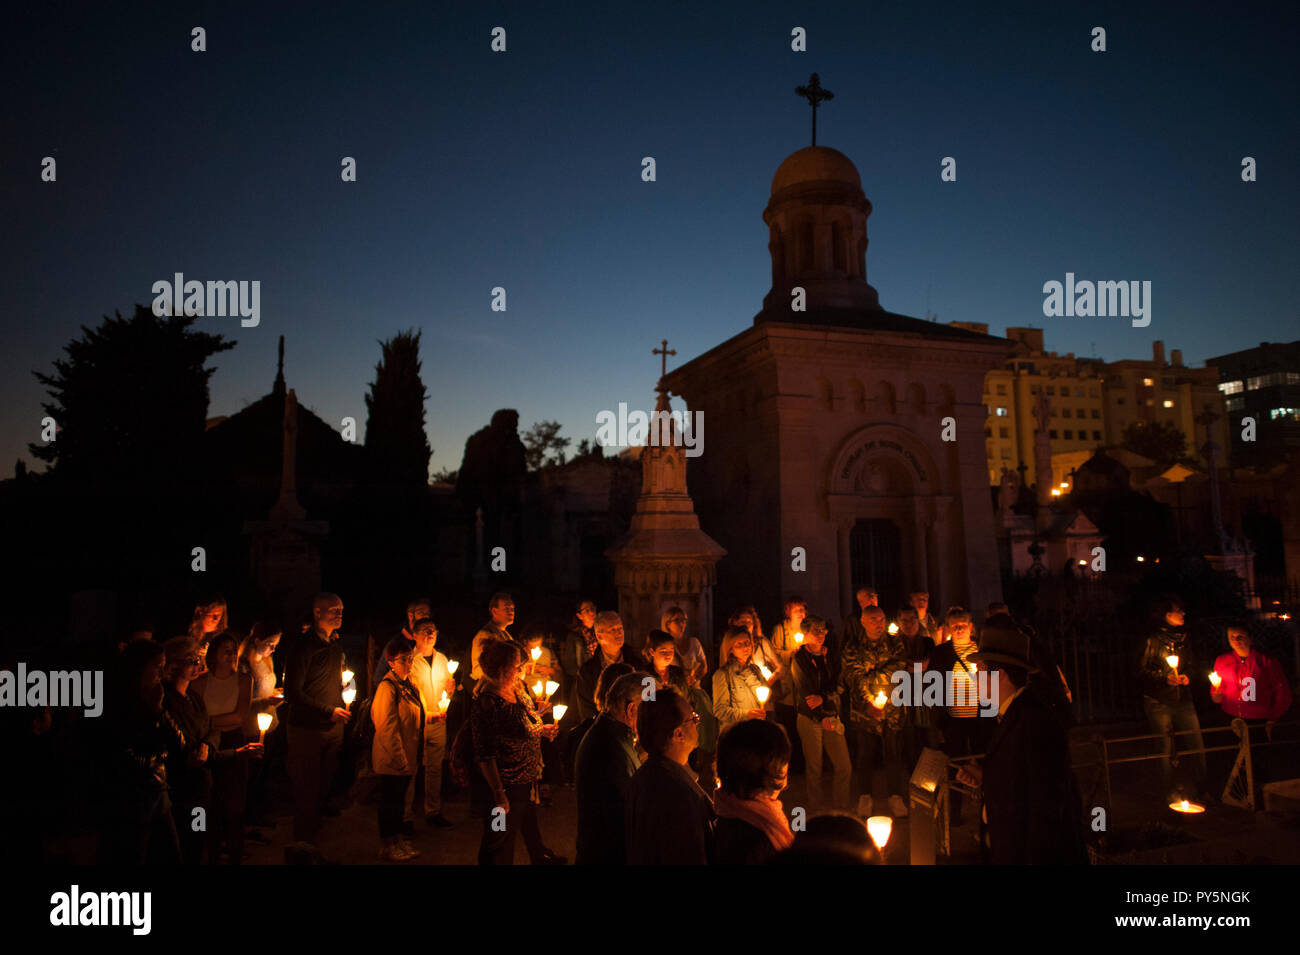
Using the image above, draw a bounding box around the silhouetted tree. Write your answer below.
[1120,420,1189,472]
[30,305,234,484]
[363,329,432,485]
[522,420,569,470]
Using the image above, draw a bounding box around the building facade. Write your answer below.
[664,145,1008,625]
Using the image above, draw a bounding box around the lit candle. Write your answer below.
[545,680,560,698]
[873,690,888,709]
[793,632,803,645]
[341,668,355,686]
[342,686,356,708]
[755,686,771,705]
[256,711,272,743]
[446,660,459,676]
[551,703,568,723]
[866,815,893,851]
[757,663,773,682]
[438,691,450,712]
[530,646,542,662]
[532,680,545,697]
[1169,798,1205,814]
[1165,654,1179,672]
[1209,671,1221,688]
[888,622,899,635]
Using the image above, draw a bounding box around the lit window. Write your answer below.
[1142,377,1154,387]
[1219,380,1243,395]
[1163,399,1174,408]
[995,407,1009,417]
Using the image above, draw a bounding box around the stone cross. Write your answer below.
[795,73,834,146]
[653,339,676,379]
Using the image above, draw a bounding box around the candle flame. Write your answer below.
[530,646,542,661]
[793,632,803,645]
[446,660,459,675]
[888,622,899,635]
[1165,655,1179,670]
[866,815,893,850]
[873,691,888,708]
[1169,798,1205,814]
[342,686,356,706]
[256,712,273,733]
[341,669,355,686]
[438,691,450,711]
[755,686,770,705]
[1209,671,1221,687]
[758,663,773,681]
[532,681,545,697]
[551,704,568,722]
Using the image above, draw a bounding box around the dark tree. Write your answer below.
[29,305,234,483]
[363,329,432,485]
[1120,420,1189,472]
[522,420,570,470]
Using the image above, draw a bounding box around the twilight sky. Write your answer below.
[4,0,1297,477]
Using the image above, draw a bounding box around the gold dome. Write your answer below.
[771,146,861,194]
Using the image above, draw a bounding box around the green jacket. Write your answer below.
[841,634,907,732]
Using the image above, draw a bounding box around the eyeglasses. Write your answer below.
[680,711,701,727]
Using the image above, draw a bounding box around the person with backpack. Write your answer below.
[372,637,425,862]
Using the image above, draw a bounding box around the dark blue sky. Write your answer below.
[5,0,1297,476]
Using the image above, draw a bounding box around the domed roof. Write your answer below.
[771,146,861,194]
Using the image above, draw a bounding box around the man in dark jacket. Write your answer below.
[962,622,1088,865]
[284,593,351,845]
[1139,598,1206,800]
[574,671,645,864]
[625,687,715,864]
[575,612,638,722]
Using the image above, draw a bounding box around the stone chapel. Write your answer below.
[663,142,1010,622]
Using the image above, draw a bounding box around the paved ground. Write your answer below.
[238,722,1300,865]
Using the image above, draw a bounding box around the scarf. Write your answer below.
[581,626,598,658]
[713,789,795,851]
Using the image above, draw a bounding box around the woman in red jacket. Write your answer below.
[1211,622,1293,796]
[1211,623,1293,727]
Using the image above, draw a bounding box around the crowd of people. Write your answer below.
[73,584,1294,867]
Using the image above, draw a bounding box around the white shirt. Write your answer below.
[410,650,452,718]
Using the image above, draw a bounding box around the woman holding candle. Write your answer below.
[162,636,262,865]
[194,632,256,864]
[790,615,851,811]
[238,621,283,829]
[371,637,425,861]
[471,639,565,865]
[1211,622,1293,794]
[1139,597,1207,802]
[713,626,769,735]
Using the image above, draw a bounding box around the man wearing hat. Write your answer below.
[958,621,1088,865]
